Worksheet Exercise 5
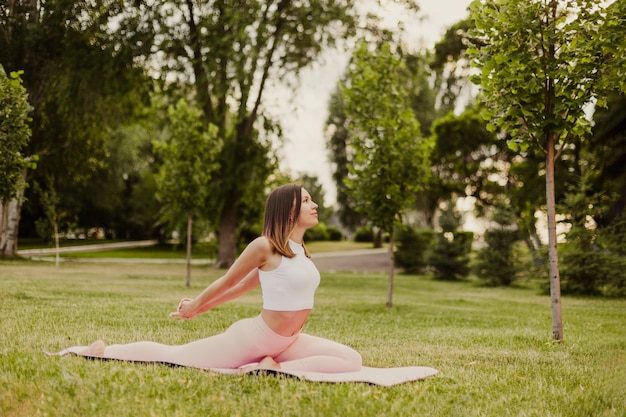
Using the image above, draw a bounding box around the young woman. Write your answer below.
[57,183,362,373]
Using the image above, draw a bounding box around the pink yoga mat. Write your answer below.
[218,365,439,386]
[47,347,439,386]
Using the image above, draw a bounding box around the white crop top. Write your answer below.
[258,240,321,311]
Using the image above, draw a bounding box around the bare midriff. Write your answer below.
[261,309,311,336]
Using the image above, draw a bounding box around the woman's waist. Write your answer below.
[261,309,311,336]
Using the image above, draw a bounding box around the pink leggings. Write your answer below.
[101,315,362,373]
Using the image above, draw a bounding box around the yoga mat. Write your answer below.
[46,347,439,386]
[233,365,439,386]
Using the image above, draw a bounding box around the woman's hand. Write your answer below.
[169,297,194,320]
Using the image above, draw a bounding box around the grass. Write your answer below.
[19,239,372,259]
[21,239,377,260]
[1,260,624,417]
[17,238,130,250]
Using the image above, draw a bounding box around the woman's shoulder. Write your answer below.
[247,236,273,254]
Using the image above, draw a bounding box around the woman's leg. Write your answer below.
[98,316,296,369]
[272,333,362,373]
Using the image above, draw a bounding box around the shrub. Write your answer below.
[354,226,374,242]
[474,228,521,286]
[394,226,435,274]
[305,223,328,241]
[326,226,344,241]
[560,243,626,297]
[427,231,473,281]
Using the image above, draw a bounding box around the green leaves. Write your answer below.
[0,66,33,202]
[153,100,222,229]
[468,0,623,151]
[343,42,432,233]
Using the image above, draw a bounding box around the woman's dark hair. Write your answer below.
[262,183,310,258]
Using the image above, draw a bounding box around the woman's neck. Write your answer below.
[289,229,305,244]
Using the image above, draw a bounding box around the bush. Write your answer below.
[34,218,53,243]
[560,243,626,297]
[353,226,374,243]
[305,223,328,241]
[394,226,435,274]
[474,228,521,286]
[326,226,344,241]
[427,231,473,281]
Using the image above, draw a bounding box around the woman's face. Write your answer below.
[296,188,319,229]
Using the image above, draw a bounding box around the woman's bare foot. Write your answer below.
[258,356,280,370]
[80,340,106,357]
[241,356,281,374]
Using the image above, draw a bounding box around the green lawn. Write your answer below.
[1,260,624,417]
[19,239,376,259]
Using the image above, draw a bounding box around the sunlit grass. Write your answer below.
[1,260,624,417]
[21,239,377,259]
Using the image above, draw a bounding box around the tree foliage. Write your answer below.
[148,0,357,267]
[589,91,626,227]
[154,99,222,286]
[468,0,626,340]
[327,47,437,232]
[474,202,521,286]
[343,41,432,306]
[0,67,33,203]
[325,86,367,231]
[428,108,509,215]
[0,66,34,257]
[343,42,431,233]
[1,0,154,246]
[431,18,475,114]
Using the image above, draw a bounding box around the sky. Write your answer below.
[265,0,474,206]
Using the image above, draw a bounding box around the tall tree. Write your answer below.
[468,0,626,341]
[327,49,437,231]
[150,0,357,267]
[589,91,626,227]
[297,173,333,224]
[325,86,366,231]
[343,41,432,307]
[0,67,33,256]
[0,1,153,247]
[431,18,475,114]
[154,100,222,287]
[428,107,507,220]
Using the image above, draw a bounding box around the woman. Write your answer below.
[59,183,362,373]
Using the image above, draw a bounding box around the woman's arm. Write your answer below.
[171,237,270,319]
[191,268,260,316]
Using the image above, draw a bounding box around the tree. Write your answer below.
[428,108,508,219]
[34,177,63,266]
[149,0,357,267]
[431,18,476,114]
[154,100,222,287]
[1,1,153,245]
[0,67,33,256]
[427,202,473,281]
[327,49,438,232]
[297,173,333,224]
[589,91,626,227]
[474,201,521,286]
[558,168,625,295]
[325,86,367,231]
[343,41,432,307]
[468,0,626,341]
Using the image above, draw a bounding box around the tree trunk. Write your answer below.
[373,228,383,248]
[386,231,395,308]
[54,220,60,267]
[186,213,193,287]
[545,133,563,342]
[215,202,237,268]
[0,194,23,257]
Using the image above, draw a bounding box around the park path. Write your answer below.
[17,241,392,273]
